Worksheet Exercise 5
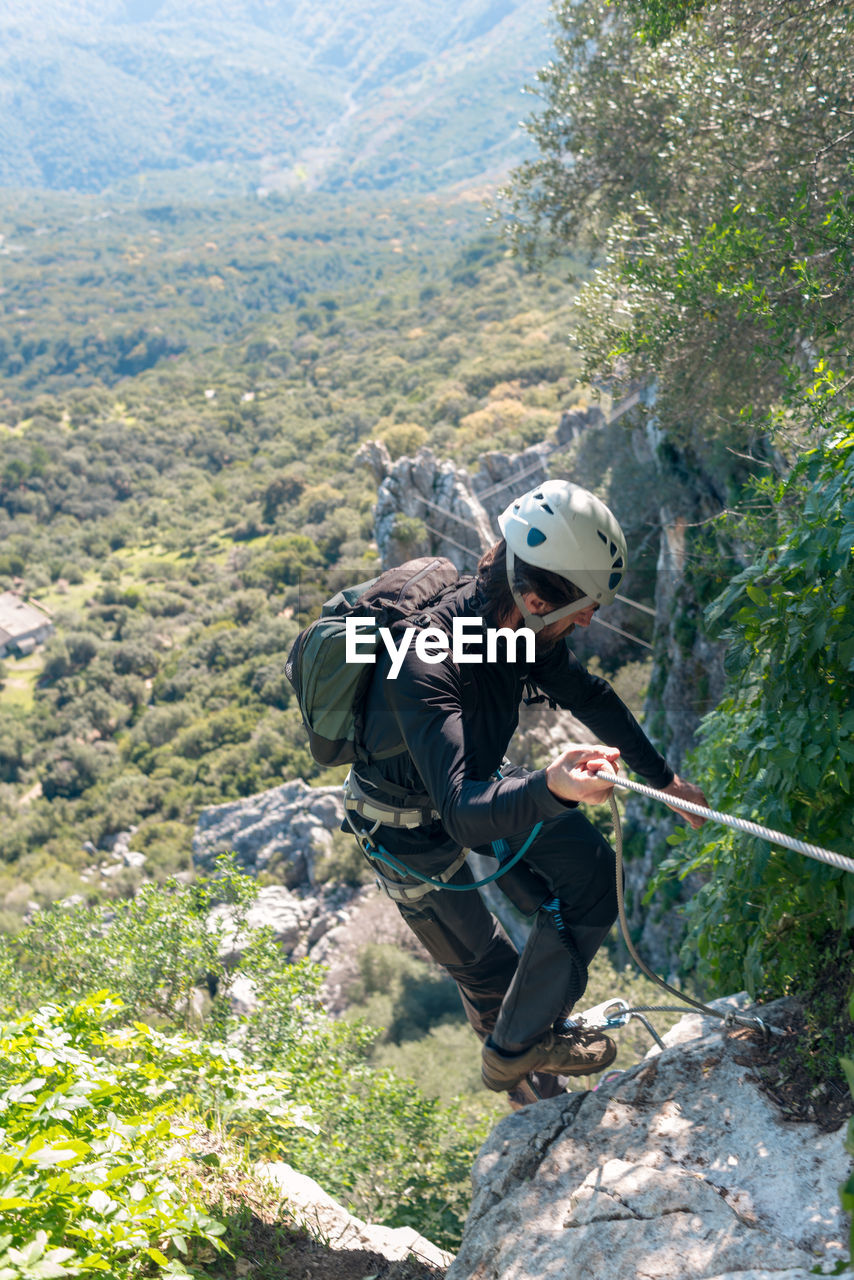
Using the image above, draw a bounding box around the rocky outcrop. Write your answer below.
[356,443,492,571]
[356,437,579,571]
[469,443,551,525]
[257,1161,453,1269]
[193,779,344,887]
[194,779,358,996]
[208,884,319,966]
[449,997,850,1280]
[555,402,607,445]
[192,781,444,1012]
[79,827,147,886]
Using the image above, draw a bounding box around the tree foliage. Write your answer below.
[506,0,854,449]
[506,0,854,1009]
[0,867,488,1252]
[653,429,854,996]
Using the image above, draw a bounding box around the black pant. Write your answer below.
[390,806,618,1053]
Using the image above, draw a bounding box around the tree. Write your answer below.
[505,0,854,453]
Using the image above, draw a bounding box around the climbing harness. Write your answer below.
[343,770,544,902]
[344,769,440,830]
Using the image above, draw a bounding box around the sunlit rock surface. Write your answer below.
[449,998,850,1280]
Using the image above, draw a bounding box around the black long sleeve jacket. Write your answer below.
[358,577,673,864]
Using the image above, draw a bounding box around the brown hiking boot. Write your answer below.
[506,1071,568,1110]
[482,1029,617,1093]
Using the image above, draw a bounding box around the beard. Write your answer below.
[534,621,575,654]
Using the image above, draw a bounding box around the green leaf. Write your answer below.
[745,583,768,607]
[840,1058,854,1096]
[25,1142,90,1168]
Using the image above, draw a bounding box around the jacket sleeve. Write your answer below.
[383,653,573,850]
[531,641,675,790]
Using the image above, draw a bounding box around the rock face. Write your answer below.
[619,424,730,974]
[357,439,569,571]
[192,780,445,1011]
[359,444,493,571]
[208,884,318,966]
[449,998,850,1280]
[193,779,345,887]
[257,1161,453,1269]
[193,779,357,988]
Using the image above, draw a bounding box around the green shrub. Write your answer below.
[0,865,486,1250]
[0,861,257,1031]
[311,827,373,888]
[652,430,854,1001]
[0,994,229,1279]
[347,944,462,1044]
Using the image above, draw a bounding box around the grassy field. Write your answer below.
[0,650,44,711]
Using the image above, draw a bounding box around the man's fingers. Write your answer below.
[546,747,621,805]
[568,762,617,797]
[669,806,707,830]
[587,757,619,777]
[662,777,710,828]
[558,744,620,770]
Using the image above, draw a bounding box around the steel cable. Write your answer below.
[606,773,854,876]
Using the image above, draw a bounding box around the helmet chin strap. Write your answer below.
[506,548,596,633]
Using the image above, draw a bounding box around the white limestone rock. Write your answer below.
[209,884,317,964]
[256,1160,453,1269]
[449,998,850,1280]
[193,779,345,884]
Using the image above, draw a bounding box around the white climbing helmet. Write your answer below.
[497,480,627,632]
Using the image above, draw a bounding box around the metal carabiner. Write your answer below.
[574,997,632,1030]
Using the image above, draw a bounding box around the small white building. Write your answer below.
[0,592,54,658]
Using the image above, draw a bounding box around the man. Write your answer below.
[346,479,707,1100]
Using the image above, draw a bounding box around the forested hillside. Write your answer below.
[0,185,589,922]
[0,0,551,193]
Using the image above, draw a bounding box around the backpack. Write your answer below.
[284,556,461,766]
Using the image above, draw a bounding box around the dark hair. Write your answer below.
[477,539,585,625]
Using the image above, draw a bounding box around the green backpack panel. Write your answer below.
[285,557,460,766]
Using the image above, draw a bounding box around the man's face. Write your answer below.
[535,602,599,650]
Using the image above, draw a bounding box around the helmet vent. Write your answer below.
[597,530,608,545]
[613,556,623,569]
[540,502,554,515]
[527,528,547,547]
[609,571,623,591]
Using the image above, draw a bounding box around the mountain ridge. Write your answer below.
[0,0,553,194]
